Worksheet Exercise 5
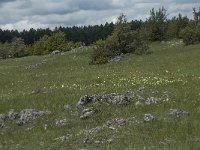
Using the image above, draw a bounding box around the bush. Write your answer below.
[0,42,10,58]
[32,32,66,55]
[9,37,26,58]
[180,27,199,45]
[31,31,84,55]
[90,14,150,64]
[90,39,118,64]
[0,49,6,59]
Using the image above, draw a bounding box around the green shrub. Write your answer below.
[90,14,150,64]
[180,27,199,45]
[32,32,65,55]
[31,31,84,55]
[0,42,10,58]
[9,37,26,58]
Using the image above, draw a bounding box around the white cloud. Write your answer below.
[0,0,199,31]
[0,20,48,31]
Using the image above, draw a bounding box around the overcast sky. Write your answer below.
[0,0,199,31]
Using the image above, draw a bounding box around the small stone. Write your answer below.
[64,104,72,110]
[168,109,189,117]
[193,137,200,142]
[83,138,93,144]
[108,126,116,130]
[80,126,103,135]
[159,138,173,145]
[25,60,47,70]
[16,144,21,149]
[25,127,34,131]
[51,50,61,55]
[107,139,113,143]
[145,97,160,105]
[55,119,67,127]
[138,86,145,92]
[135,101,142,108]
[31,89,41,94]
[94,140,101,144]
[106,118,126,127]
[80,107,97,119]
[144,114,155,122]
[54,134,72,142]
[44,124,48,130]
[109,55,122,62]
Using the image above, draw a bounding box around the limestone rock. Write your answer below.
[0,114,7,121]
[106,118,126,127]
[77,95,97,108]
[77,93,131,108]
[144,114,155,122]
[80,107,98,119]
[7,109,18,120]
[0,118,4,128]
[109,55,122,62]
[17,109,51,125]
[55,119,67,127]
[64,104,72,110]
[145,97,160,105]
[101,93,130,105]
[168,109,189,117]
[51,50,61,55]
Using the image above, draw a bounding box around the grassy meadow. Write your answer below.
[0,41,200,149]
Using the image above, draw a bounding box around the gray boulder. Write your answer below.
[77,93,130,108]
[17,109,51,125]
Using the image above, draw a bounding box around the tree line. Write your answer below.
[0,7,200,61]
[0,23,115,45]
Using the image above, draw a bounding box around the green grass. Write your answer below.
[0,42,200,149]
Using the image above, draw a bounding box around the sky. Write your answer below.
[0,0,199,31]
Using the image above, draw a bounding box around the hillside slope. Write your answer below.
[0,42,200,150]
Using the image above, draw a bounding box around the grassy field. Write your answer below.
[0,41,200,150]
